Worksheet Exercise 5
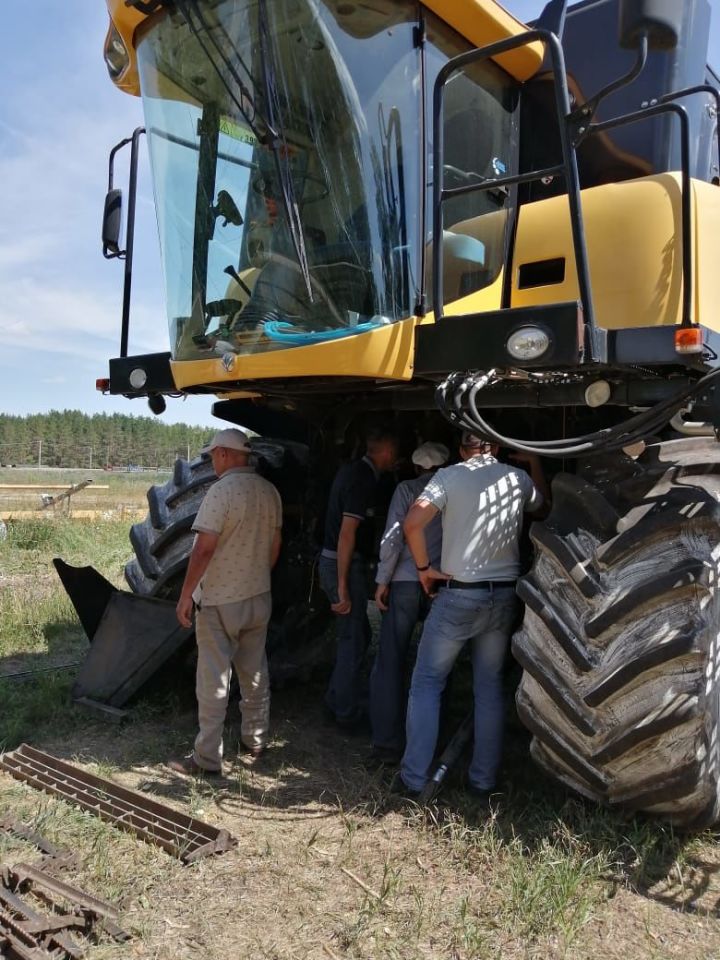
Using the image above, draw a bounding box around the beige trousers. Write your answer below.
[193,592,272,770]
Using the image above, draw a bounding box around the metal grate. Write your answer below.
[0,744,236,864]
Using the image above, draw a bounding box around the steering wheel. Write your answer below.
[443,164,485,187]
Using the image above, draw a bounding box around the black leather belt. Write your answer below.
[443,579,516,590]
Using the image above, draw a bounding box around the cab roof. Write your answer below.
[104,0,544,95]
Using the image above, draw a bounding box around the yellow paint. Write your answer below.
[510,173,720,332]
[420,0,542,80]
[171,315,420,388]
[170,172,720,393]
[693,180,720,334]
[170,266,505,390]
[105,0,145,96]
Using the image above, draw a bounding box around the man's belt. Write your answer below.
[443,579,516,590]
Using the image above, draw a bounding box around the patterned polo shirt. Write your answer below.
[191,466,282,605]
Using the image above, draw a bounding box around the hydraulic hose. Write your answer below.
[436,367,720,458]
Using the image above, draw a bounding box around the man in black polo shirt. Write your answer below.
[318,428,399,728]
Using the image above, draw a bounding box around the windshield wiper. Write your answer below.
[256,0,312,301]
[176,0,313,302]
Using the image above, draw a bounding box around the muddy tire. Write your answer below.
[125,440,332,683]
[512,437,720,827]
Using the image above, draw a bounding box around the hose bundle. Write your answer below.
[436,368,720,458]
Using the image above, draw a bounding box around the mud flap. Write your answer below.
[53,559,193,709]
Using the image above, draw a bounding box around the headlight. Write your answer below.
[129,367,148,390]
[506,326,550,361]
[104,23,130,82]
[584,379,611,408]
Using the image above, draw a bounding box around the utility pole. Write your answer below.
[38,439,42,469]
[88,446,93,470]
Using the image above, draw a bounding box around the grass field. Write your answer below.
[2,513,720,958]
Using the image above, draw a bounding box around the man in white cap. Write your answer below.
[169,428,282,776]
[369,440,449,764]
[396,431,547,801]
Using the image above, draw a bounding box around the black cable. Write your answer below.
[461,385,704,454]
[437,367,720,458]
[176,0,266,146]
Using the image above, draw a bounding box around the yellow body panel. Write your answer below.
[693,180,720,334]
[104,1,145,95]
[169,275,505,389]
[105,0,538,96]
[171,173,720,390]
[510,173,720,332]
[420,0,542,80]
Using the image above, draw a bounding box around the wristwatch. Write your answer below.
[416,563,430,572]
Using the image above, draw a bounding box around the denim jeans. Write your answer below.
[369,580,429,752]
[401,584,518,792]
[318,555,372,723]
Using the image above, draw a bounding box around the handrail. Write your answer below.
[432,29,599,360]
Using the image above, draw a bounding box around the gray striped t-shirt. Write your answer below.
[419,455,542,582]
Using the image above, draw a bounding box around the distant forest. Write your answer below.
[0,411,213,470]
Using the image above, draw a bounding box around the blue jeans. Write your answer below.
[401,585,518,792]
[369,581,429,752]
[318,555,372,723]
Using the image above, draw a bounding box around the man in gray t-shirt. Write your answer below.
[396,431,546,800]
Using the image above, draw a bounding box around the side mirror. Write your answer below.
[618,0,681,51]
[102,188,123,257]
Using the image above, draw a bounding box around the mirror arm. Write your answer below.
[568,32,648,139]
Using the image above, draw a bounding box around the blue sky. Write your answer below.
[0,1,717,427]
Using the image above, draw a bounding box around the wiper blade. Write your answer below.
[256,0,312,301]
[177,0,313,302]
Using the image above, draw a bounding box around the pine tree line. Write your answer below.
[0,411,214,470]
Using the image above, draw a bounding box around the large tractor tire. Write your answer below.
[512,437,720,827]
[126,439,332,684]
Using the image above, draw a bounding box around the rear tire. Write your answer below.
[512,438,720,827]
[125,440,331,683]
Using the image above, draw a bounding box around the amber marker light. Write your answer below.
[675,327,703,354]
[96,378,110,393]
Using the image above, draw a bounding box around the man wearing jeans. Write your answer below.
[369,441,449,763]
[398,431,546,800]
[318,428,398,729]
[170,428,282,776]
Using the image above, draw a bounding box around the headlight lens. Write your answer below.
[104,24,130,81]
[129,367,148,390]
[506,326,550,361]
[584,379,611,408]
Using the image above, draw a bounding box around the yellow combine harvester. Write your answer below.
[95,0,720,825]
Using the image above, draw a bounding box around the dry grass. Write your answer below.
[2,512,720,958]
[0,466,169,515]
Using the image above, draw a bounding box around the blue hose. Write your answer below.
[263,316,386,344]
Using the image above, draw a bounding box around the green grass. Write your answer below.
[0,517,132,748]
[0,517,132,579]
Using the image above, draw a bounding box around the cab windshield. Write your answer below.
[137,0,421,360]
